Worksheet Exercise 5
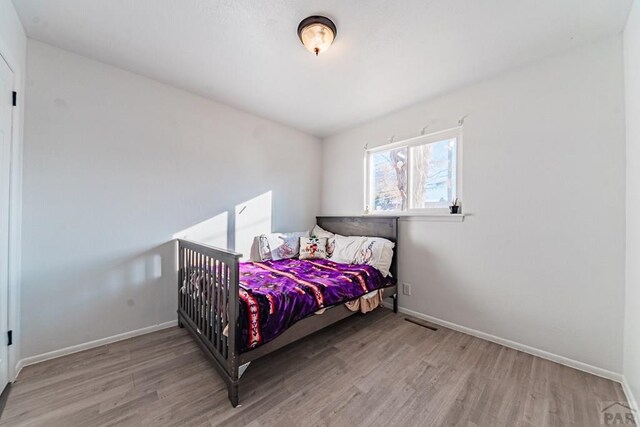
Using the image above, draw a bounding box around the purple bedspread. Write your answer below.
[238,259,388,353]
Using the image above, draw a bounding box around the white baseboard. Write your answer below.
[384,302,623,383]
[622,377,639,413]
[14,360,24,380]
[15,320,178,377]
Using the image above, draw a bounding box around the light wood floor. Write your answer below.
[0,309,630,426]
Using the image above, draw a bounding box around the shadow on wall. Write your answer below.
[173,191,273,260]
[33,240,178,348]
[34,192,274,350]
[41,192,272,345]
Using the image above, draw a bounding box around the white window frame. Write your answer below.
[364,126,463,216]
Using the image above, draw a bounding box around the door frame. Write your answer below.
[0,36,24,383]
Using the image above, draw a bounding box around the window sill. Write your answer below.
[366,213,466,222]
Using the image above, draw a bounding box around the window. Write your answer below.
[366,127,461,214]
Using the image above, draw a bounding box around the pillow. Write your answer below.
[299,237,328,260]
[326,235,336,259]
[311,225,337,259]
[355,237,395,277]
[311,224,335,239]
[248,236,265,261]
[264,231,309,260]
[331,235,367,264]
[257,235,272,261]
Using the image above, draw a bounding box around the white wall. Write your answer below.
[322,37,626,374]
[624,0,640,409]
[21,41,322,358]
[0,0,26,379]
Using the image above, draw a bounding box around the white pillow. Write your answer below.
[355,237,395,277]
[331,235,367,264]
[311,224,335,239]
[311,225,337,258]
[248,236,264,261]
[257,235,272,261]
[260,231,309,261]
[326,235,336,259]
[299,237,328,260]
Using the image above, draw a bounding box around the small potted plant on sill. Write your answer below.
[450,199,460,214]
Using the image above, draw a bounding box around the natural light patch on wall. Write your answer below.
[235,191,273,261]
[103,252,163,291]
[172,211,229,249]
[170,192,272,260]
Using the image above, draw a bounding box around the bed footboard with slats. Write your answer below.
[177,215,399,408]
[177,239,242,406]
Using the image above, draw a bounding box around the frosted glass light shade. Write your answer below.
[297,16,337,56]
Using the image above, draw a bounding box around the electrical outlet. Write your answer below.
[403,283,412,296]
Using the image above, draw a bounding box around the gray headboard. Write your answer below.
[316,216,398,279]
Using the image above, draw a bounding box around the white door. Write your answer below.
[0,55,14,391]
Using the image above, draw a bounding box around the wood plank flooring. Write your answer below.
[0,309,631,426]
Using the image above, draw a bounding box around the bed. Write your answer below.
[177,216,399,407]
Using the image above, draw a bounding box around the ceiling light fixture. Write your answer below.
[297,16,337,56]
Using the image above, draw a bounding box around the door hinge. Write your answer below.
[7,330,12,346]
[12,91,17,107]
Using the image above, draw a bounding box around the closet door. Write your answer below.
[0,55,14,392]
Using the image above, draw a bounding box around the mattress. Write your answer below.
[238,258,392,352]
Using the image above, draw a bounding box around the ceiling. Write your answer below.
[12,0,633,137]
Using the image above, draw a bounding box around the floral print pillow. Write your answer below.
[258,231,310,261]
[354,237,395,277]
[272,236,301,260]
[299,237,328,260]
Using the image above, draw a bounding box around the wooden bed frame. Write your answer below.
[176,216,398,407]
